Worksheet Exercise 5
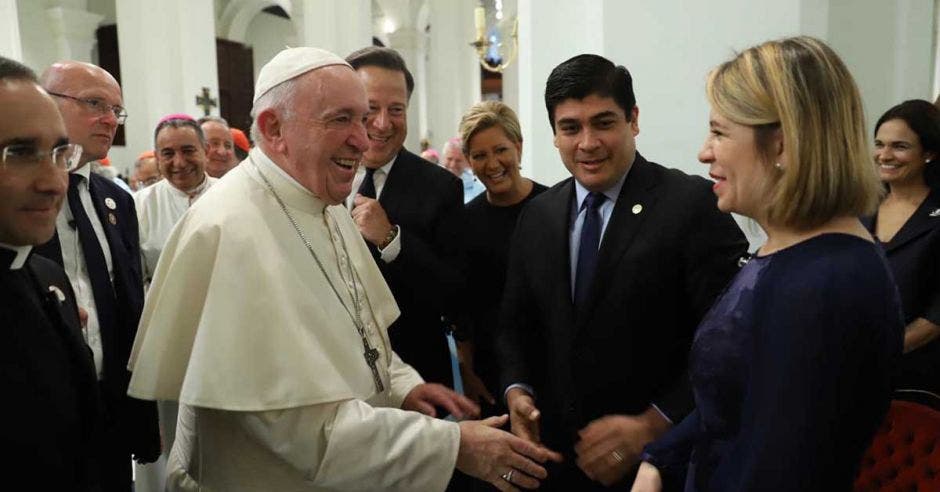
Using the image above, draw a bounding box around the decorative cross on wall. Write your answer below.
[195,87,217,116]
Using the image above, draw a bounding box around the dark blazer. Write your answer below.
[863,189,940,393]
[498,153,748,489]
[0,250,100,491]
[34,173,160,475]
[372,148,466,387]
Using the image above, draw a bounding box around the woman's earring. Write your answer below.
[774,162,784,170]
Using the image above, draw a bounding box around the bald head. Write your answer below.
[40,61,123,166]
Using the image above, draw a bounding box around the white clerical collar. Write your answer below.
[574,155,632,210]
[251,147,327,213]
[0,242,32,270]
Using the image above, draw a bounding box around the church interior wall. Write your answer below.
[7,0,939,184]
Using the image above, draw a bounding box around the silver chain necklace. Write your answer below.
[250,156,385,393]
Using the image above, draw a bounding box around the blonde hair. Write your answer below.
[458,100,523,155]
[706,36,881,230]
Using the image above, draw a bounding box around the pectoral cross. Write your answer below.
[195,87,217,116]
[362,338,385,392]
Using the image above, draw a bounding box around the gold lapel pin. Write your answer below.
[108,213,117,225]
[632,204,643,215]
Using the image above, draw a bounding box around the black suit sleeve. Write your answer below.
[496,204,539,394]
[381,175,467,320]
[654,184,747,420]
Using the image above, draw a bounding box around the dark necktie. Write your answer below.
[574,192,606,309]
[357,167,378,199]
[67,174,117,339]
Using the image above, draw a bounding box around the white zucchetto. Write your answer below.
[253,46,351,103]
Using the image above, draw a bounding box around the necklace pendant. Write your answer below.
[363,343,385,393]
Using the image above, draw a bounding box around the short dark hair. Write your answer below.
[875,99,940,159]
[544,54,635,132]
[154,118,206,149]
[345,46,414,98]
[0,56,38,83]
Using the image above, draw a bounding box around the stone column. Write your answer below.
[114,0,218,171]
[425,0,480,149]
[387,26,423,153]
[294,0,372,57]
[0,0,22,60]
[45,4,104,62]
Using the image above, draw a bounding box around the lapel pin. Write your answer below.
[108,212,117,225]
[48,285,66,303]
[105,197,117,210]
[930,208,940,217]
[632,204,643,215]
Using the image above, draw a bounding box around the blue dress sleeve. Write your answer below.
[641,409,700,482]
[705,252,900,491]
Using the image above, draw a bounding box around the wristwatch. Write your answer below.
[379,225,399,250]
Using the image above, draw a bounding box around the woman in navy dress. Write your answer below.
[631,37,903,492]
[456,100,547,415]
[863,100,940,394]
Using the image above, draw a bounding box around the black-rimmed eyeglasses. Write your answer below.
[48,92,127,125]
[1,142,83,172]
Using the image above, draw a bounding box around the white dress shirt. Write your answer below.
[56,164,113,380]
[347,158,402,262]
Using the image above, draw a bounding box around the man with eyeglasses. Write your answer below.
[0,55,101,491]
[34,60,160,492]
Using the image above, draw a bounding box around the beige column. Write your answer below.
[0,0,22,60]
[114,0,218,172]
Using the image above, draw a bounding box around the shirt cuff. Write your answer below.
[650,403,673,425]
[503,383,535,403]
[378,226,401,263]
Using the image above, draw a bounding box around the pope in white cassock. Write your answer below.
[134,115,217,281]
[127,47,561,491]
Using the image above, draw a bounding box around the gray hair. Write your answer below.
[197,115,230,128]
[250,77,298,144]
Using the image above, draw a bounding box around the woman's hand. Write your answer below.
[630,462,663,492]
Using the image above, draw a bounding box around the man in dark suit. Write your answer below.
[345,47,477,415]
[498,54,748,490]
[35,60,160,491]
[0,56,100,491]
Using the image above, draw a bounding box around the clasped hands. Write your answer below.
[506,388,669,487]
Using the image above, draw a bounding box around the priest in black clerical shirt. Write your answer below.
[0,56,101,490]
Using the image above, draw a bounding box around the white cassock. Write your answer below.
[127,148,459,491]
[134,175,216,281]
[132,174,216,492]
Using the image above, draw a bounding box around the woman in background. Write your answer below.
[864,99,940,394]
[631,36,902,491]
[457,100,547,415]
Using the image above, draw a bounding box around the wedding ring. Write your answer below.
[501,470,514,482]
[611,450,625,463]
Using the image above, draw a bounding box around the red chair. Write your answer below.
[855,390,940,491]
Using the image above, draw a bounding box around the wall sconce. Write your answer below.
[470,2,517,73]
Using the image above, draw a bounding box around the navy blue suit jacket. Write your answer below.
[34,172,159,460]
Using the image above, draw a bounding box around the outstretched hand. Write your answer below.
[457,415,564,491]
